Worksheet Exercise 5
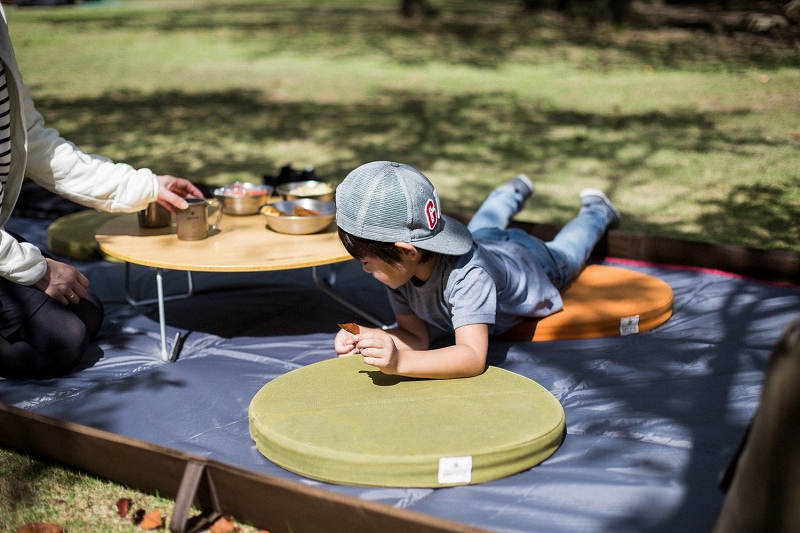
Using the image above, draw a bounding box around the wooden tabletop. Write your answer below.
[95,213,352,272]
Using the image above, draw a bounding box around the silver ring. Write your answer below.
[69,293,76,299]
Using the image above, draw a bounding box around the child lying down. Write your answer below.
[333,161,619,379]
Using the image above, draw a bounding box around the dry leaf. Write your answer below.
[790,131,800,139]
[338,322,360,335]
[116,497,132,518]
[138,509,164,530]
[209,515,237,533]
[16,524,63,533]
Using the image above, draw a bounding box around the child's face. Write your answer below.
[358,255,417,290]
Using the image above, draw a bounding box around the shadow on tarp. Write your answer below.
[119,264,394,339]
[2,216,800,533]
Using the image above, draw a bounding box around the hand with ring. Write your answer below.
[33,258,89,305]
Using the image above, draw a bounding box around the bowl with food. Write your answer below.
[276,180,334,202]
[213,182,273,215]
[260,199,336,235]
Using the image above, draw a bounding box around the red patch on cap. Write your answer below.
[424,198,438,230]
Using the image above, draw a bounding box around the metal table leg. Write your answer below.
[124,262,194,307]
[125,262,386,360]
[123,263,193,362]
[312,265,388,329]
[155,268,169,361]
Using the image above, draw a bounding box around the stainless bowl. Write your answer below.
[276,180,334,202]
[213,183,273,215]
[260,199,336,235]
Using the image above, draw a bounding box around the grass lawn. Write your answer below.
[8,0,800,251]
[1,0,798,530]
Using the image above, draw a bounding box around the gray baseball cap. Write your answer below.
[336,161,473,256]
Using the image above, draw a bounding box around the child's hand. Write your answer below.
[355,329,400,374]
[334,326,360,356]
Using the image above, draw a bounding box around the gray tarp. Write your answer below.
[2,216,799,533]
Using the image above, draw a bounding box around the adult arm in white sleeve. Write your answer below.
[21,82,160,213]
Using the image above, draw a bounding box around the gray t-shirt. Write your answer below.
[387,240,563,336]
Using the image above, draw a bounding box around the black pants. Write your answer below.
[0,234,103,380]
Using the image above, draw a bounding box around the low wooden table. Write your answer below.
[96,212,369,361]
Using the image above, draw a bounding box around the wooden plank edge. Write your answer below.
[0,402,488,533]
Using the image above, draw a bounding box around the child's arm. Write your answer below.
[334,313,429,356]
[386,313,430,351]
[356,321,489,379]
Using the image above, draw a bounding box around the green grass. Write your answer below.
[0,448,172,532]
[1,0,799,530]
[9,0,800,251]
[0,447,262,532]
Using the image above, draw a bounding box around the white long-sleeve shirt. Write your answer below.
[0,5,160,285]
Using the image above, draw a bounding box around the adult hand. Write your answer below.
[33,258,90,306]
[155,175,204,213]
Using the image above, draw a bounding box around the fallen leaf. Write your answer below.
[138,509,164,530]
[16,524,63,533]
[116,497,132,518]
[209,515,237,533]
[338,322,360,335]
[790,131,800,139]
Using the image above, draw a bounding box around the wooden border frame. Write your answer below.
[0,402,487,533]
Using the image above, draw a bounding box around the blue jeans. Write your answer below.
[468,181,609,288]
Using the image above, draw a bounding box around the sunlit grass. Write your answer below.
[11,0,796,252]
[0,447,262,532]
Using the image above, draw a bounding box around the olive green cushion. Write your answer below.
[47,210,122,262]
[249,356,565,487]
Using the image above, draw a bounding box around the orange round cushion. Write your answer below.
[500,264,673,342]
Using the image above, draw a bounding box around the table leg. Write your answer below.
[156,268,169,361]
[123,263,192,362]
[124,263,194,306]
[312,265,388,329]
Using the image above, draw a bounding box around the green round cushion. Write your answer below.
[249,356,565,487]
[47,210,122,262]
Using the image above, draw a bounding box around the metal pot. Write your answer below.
[276,180,334,202]
[260,199,336,234]
[213,183,273,215]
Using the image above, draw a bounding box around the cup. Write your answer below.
[176,197,222,241]
[137,202,172,228]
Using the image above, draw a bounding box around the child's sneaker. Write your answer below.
[511,174,535,200]
[580,189,621,229]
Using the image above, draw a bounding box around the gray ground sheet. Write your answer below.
[2,216,799,533]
